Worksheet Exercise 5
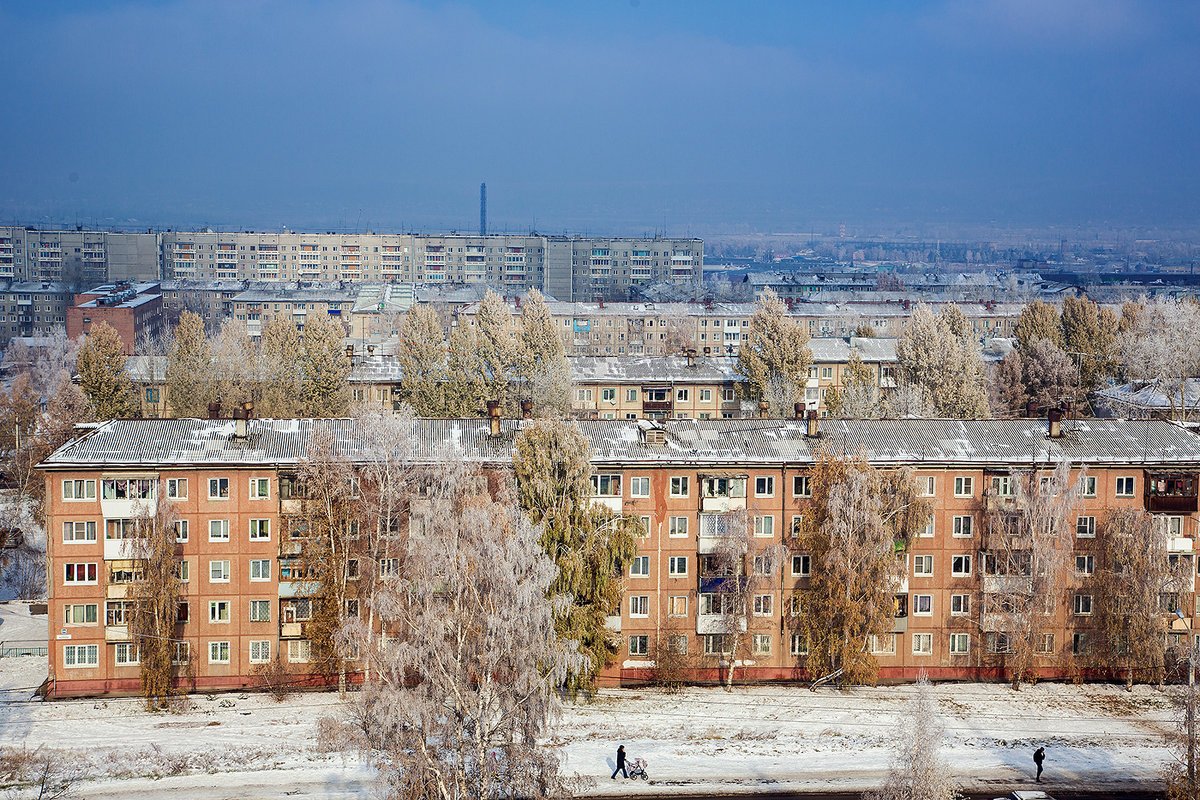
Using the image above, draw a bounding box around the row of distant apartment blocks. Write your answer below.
[0,227,702,300]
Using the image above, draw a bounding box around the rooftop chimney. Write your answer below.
[520,400,532,420]
[345,344,354,361]
[367,344,375,356]
[208,400,222,420]
[806,409,820,438]
[1047,407,1064,439]
[758,400,770,418]
[794,403,804,419]
[686,347,696,368]
[487,399,501,437]
[1026,400,1038,419]
[703,346,711,356]
[232,405,249,439]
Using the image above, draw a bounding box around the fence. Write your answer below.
[0,640,48,658]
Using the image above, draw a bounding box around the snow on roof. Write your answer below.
[1094,380,1200,412]
[569,355,738,383]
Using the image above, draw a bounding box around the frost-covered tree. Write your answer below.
[1167,644,1200,800]
[1014,300,1063,352]
[209,318,256,411]
[76,321,139,420]
[992,339,1080,417]
[445,323,486,416]
[735,288,812,416]
[166,311,212,418]
[28,326,78,396]
[825,351,881,419]
[397,304,448,415]
[518,289,572,417]
[896,304,989,419]
[1119,298,1200,419]
[938,304,969,340]
[300,313,351,417]
[476,289,519,407]
[128,498,185,709]
[870,676,959,800]
[258,316,304,418]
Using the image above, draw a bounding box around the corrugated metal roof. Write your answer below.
[569,356,738,383]
[40,418,1200,470]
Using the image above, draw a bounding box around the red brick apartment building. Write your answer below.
[66,282,164,355]
[40,417,1200,697]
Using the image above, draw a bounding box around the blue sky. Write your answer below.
[1,0,1197,235]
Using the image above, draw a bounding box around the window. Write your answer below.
[175,560,190,583]
[793,475,812,497]
[668,516,688,537]
[630,477,650,498]
[591,474,621,497]
[912,633,933,655]
[249,600,271,622]
[987,632,1013,654]
[174,520,189,542]
[949,633,970,655]
[173,642,190,665]
[601,388,616,402]
[203,518,230,542]
[63,521,96,543]
[869,634,896,655]
[1036,633,1055,654]
[249,478,270,499]
[950,594,970,616]
[913,555,933,576]
[954,476,974,497]
[1165,516,1184,537]
[1075,555,1094,576]
[208,641,230,664]
[669,556,688,576]
[752,633,773,654]
[1076,516,1096,538]
[1072,632,1087,655]
[670,476,689,497]
[64,603,98,625]
[676,388,689,402]
[208,478,229,499]
[790,633,809,656]
[1074,594,1093,616]
[753,594,773,617]
[249,640,271,664]
[630,556,649,577]
[952,515,974,538]
[626,389,638,402]
[698,389,712,402]
[668,596,688,617]
[704,634,734,655]
[991,475,1015,497]
[379,558,400,576]
[913,594,932,616]
[288,640,312,663]
[249,519,270,541]
[629,635,649,656]
[951,555,972,577]
[638,515,651,537]
[1116,477,1135,497]
[753,554,773,576]
[62,479,97,500]
[1082,476,1097,497]
[167,478,187,499]
[754,476,774,497]
[791,554,811,577]
[209,560,230,582]
[917,476,935,497]
[753,515,775,538]
[64,563,97,585]
[176,601,189,623]
[250,559,270,581]
[63,644,99,668]
[347,559,359,580]
[629,596,649,617]
[208,601,230,623]
[576,389,592,403]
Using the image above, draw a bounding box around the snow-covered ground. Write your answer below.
[0,622,1181,798]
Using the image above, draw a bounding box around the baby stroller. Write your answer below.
[627,757,649,781]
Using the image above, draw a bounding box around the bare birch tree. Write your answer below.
[1119,298,1200,419]
[128,497,186,709]
[870,675,960,800]
[1167,643,1200,800]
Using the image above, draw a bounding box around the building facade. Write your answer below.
[67,283,165,354]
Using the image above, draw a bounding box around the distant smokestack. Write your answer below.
[480,182,487,236]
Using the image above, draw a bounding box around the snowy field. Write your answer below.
[0,601,1182,798]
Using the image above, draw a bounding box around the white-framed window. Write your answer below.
[753,515,774,538]
[952,515,973,538]
[250,559,270,581]
[668,595,688,617]
[669,556,688,576]
[63,644,99,667]
[1165,515,1184,537]
[913,555,933,576]
[64,603,98,625]
[912,633,933,655]
[173,642,190,665]
[869,634,896,655]
[1076,555,1095,576]
[176,560,190,582]
[667,634,688,654]
[704,634,734,655]
[208,519,229,541]
[951,594,970,616]
[591,474,621,497]
[676,388,690,402]
[209,600,230,623]
[791,554,811,577]
[793,475,811,497]
[753,553,773,576]
[1082,476,1097,497]
[629,596,649,617]
[722,388,736,402]
[380,558,400,576]
[791,515,804,538]
[630,556,649,577]
[753,594,773,617]
[101,478,157,500]
[249,478,270,499]
[249,519,270,541]
[949,633,970,655]
[991,475,1015,497]
[249,640,271,664]
[668,516,688,537]
[1074,594,1093,616]
[1116,476,1135,497]
[63,520,96,543]
[601,387,616,402]
[209,560,230,582]
[629,635,649,656]
[62,479,97,501]
[288,639,312,663]
[790,633,809,656]
[174,520,189,542]
[64,563,97,585]
[249,599,271,622]
[913,594,932,616]
[917,476,935,497]
[789,594,805,616]
[698,388,712,402]
[951,554,972,577]
[167,478,188,499]
[638,515,651,537]
[630,477,650,498]
[754,476,775,497]
[208,477,230,499]
[921,517,934,538]
[1076,516,1096,538]
[208,641,230,664]
[576,388,593,403]
[752,633,773,654]
[954,476,974,497]
[670,476,690,497]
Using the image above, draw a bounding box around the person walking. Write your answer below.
[1034,746,1045,782]
[611,745,627,780]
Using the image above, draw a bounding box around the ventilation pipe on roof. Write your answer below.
[758,400,770,418]
[1026,400,1038,419]
[208,400,222,420]
[487,400,501,437]
[794,403,804,419]
[703,346,711,356]
[521,400,532,420]
[344,344,354,362]
[686,347,696,368]
[367,344,375,356]
[806,409,820,438]
[1048,407,1063,439]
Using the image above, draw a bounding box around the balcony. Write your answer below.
[604,615,621,634]
[1170,616,1193,633]
[280,622,303,638]
[1170,536,1195,553]
[642,400,671,413]
[696,615,746,635]
[591,497,622,514]
[103,539,149,561]
[106,584,129,600]
[105,626,130,642]
[982,575,1032,595]
[1146,472,1199,514]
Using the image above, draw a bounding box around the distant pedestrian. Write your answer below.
[611,745,627,780]
[1034,746,1045,782]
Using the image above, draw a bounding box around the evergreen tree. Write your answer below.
[735,288,812,416]
[166,311,212,418]
[397,304,448,416]
[476,289,519,407]
[1061,294,1118,400]
[301,313,352,417]
[518,289,571,416]
[76,321,139,420]
[1014,300,1063,352]
[258,316,303,417]
[445,323,486,416]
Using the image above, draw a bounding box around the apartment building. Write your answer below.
[229,283,357,336]
[0,228,160,285]
[0,282,74,348]
[41,416,1200,697]
[570,355,743,419]
[67,283,165,354]
[543,237,704,300]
